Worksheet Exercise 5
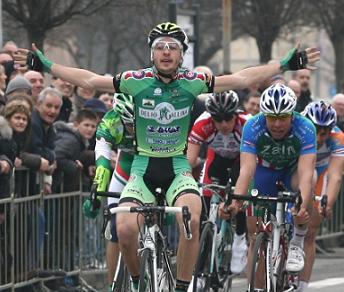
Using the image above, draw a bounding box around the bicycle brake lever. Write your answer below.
[182,206,192,240]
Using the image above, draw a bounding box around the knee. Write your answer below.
[116,216,137,245]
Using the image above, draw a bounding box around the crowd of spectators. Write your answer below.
[0,40,112,290]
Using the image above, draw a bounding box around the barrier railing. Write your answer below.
[1,167,344,291]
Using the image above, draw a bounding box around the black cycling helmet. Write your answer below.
[205,90,239,116]
[148,22,189,52]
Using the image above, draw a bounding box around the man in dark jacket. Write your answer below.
[27,87,62,195]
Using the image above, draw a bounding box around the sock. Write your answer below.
[175,279,190,292]
[297,281,309,291]
[291,226,308,248]
[131,275,140,289]
[235,211,247,235]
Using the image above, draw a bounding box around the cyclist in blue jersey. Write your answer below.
[220,84,317,290]
[14,22,320,292]
[298,101,344,292]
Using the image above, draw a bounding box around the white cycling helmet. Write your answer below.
[260,83,297,115]
[302,101,337,128]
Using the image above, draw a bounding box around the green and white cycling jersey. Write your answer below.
[95,109,134,204]
[114,67,214,157]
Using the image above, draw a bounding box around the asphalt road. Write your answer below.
[230,247,344,292]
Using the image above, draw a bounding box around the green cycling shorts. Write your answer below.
[120,154,200,206]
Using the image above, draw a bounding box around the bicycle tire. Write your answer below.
[192,221,214,292]
[249,232,273,292]
[139,248,154,292]
[217,220,234,292]
[113,255,131,292]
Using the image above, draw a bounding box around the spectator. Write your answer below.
[0,116,16,199]
[288,79,302,98]
[24,70,44,104]
[98,92,114,111]
[27,87,62,195]
[5,75,32,100]
[243,91,260,115]
[0,64,7,109]
[2,41,18,57]
[332,93,344,131]
[293,69,313,112]
[52,109,98,193]
[3,99,47,197]
[51,76,75,122]
[73,86,96,116]
[0,52,16,83]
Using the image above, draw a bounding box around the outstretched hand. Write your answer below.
[280,43,320,72]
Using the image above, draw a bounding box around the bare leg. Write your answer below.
[175,193,202,281]
[116,202,143,276]
[299,208,323,282]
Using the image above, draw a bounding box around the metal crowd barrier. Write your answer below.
[1,168,344,291]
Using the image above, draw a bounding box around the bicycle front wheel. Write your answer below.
[113,254,131,292]
[139,249,154,292]
[192,221,215,292]
[249,232,273,292]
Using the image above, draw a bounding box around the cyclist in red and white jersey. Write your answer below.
[188,90,250,274]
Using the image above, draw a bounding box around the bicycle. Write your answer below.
[97,188,192,292]
[192,181,236,292]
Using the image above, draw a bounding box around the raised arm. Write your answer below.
[14,43,114,92]
[214,45,320,92]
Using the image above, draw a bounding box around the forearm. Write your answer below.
[215,63,281,92]
[326,172,342,208]
[298,171,314,208]
[51,64,100,90]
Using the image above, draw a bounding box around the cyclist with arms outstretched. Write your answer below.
[220,84,317,291]
[299,101,344,292]
[83,93,135,291]
[187,90,249,274]
[14,22,320,292]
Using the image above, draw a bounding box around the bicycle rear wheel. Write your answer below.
[113,254,131,292]
[249,232,273,292]
[192,221,214,292]
[139,249,154,292]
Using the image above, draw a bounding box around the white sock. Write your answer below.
[297,281,309,291]
[291,226,308,249]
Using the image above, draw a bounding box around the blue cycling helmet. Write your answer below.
[302,101,337,128]
[260,83,297,115]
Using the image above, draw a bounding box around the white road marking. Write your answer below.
[308,277,344,289]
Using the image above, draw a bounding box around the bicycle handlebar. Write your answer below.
[102,205,193,240]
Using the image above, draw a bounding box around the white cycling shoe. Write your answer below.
[286,243,305,273]
[230,233,248,274]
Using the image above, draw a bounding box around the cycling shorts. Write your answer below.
[247,164,294,217]
[108,151,133,242]
[120,155,200,206]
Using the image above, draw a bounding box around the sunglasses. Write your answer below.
[212,114,234,123]
[265,113,292,121]
[153,41,182,51]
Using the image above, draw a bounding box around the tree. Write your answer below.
[308,0,344,92]
[2,0,113,48]
[232,0,301,63]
